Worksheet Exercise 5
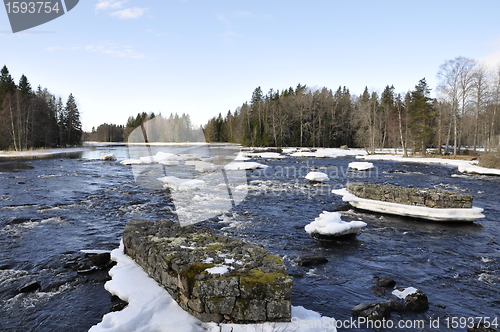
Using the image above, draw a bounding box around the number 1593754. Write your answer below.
[5,2,60,14]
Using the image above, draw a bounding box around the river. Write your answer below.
[0,146,499,331]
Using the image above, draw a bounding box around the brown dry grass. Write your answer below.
[478,152,500,169]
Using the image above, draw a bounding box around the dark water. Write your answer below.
[0,147,499,331]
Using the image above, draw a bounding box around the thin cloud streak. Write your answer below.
[110,7,148,19]
[95,0,126,11]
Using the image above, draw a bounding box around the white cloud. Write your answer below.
[111,7,147,19]
[95,0,126,11]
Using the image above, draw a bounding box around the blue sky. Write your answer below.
[1,0,500,131]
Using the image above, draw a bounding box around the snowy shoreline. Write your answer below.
[357,154,500,176]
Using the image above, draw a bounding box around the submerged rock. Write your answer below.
[376,277,396,288]
[370,285,387,297]
[18,281,41,293]
[87,252,112,267]
[352,302,391,320]
[110,295,128,312]
[296,256,328,267]
[357,281,429,321]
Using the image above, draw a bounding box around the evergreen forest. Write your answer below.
[0,65,82,151]
[205,57,500,156]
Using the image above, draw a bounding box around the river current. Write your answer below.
[0,146,499,331]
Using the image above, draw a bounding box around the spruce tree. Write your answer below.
[0,65,16,106]
[409,78,434,154]
[18,75,31,95]
[64,93,82,146]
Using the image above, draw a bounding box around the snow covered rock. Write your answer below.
[305,171,329,182]
[100,153,116,161]
[296,256,328,267]
[392,288,429,312]
[348,162,374,171]
[305,211,367,237]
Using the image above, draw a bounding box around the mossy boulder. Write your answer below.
[122,218,292,324]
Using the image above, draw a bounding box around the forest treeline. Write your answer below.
[84,112,198,143]
[205,56,500,156]
[0,65,82,151]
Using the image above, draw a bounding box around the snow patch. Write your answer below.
[205,265,230,275]
[392,287,418,299]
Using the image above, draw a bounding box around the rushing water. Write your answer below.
[0,146,499,331]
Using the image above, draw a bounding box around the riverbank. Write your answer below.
[0,147,91,159]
